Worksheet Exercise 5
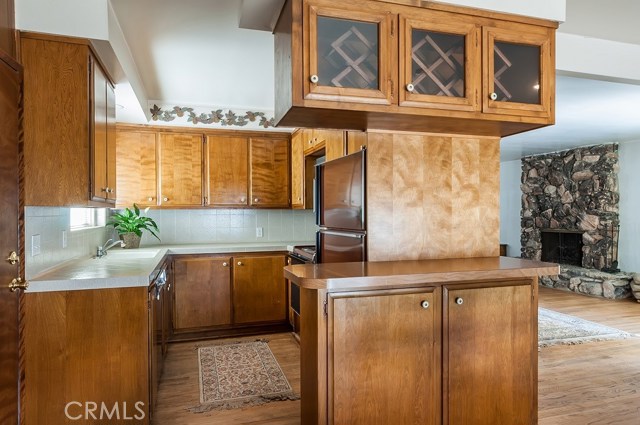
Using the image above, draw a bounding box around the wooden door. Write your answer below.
[115,130,158,207]
[328,289,440,425]
[173,257,232,330]
[106,81,117,201]
[0,52,21,425]
[314,129,344,161]
[304,1,395,106]
[159,133,204,207]
[291,130,305,208]
[399,10,480,112]
[482,22,553,119]
[91,58,110,201]
[249,137,290,207]
[346,131,367,155]
[233,255,287,324]
[206,135,248,206]
[444,282,536,425]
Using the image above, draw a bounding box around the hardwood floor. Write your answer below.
[153,287,640,424]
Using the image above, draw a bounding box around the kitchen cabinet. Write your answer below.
[444,282,535,425]
[346,131,367,155]
[249,137,290,207]
[20,32,117,206]
[291,130,306,209]
[328,289,440,425]
[274,0,556,137]
[173,256,232,331]
[158,133,204,207]
[206,135,248,206]
[233,254,288,324]
[171,252,289,339]
[115,130,158,207]
[91,59,117,203]
[0,0,16,59]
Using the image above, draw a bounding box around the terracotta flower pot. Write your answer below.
[119,232,141,249]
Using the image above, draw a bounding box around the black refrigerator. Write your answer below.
[315,149,366,263]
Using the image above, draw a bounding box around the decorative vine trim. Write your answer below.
[150,104,276,128]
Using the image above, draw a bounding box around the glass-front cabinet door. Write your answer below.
[399,12,480,111]
[305,1,395,105]
[483,24,553,118]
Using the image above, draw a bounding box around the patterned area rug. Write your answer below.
[192,340,298,412]
[539,308,635,347]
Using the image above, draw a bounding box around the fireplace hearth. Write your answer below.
[541,230,583,266]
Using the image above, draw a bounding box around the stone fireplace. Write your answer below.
[520,143,632,299]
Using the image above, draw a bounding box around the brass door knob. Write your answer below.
[8,278,28,292]
[6,251,19,265]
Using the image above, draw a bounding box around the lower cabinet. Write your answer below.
[303,279,537,425]
[172,252,289,338]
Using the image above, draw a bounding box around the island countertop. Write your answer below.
[284,256,559,291]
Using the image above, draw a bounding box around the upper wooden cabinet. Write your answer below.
[21,33,116,206]
[275,0,557,137]
[115,130,158,208]
[91,60,117,203]
[0,0,16,59]
[249,137,290,208]
[206,136,249,207]
[115,126,291,209]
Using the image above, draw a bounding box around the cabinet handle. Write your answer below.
[420,300,430,309]
[406,83,415,92]
[237,261,243,266]
[163,197,169,202]
[455,297,464,305]
[308,140,313,145]
[148,197,154,202]
[222,262,229,267]
[101,187,108,193]
[489,92,498,101]
[310,74,319,84]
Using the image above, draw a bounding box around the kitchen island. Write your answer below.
[285,256,558,425]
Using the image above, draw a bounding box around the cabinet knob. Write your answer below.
[163,197,169,202]
[240,197,246,202]
[420,300,430,309]
[101,187,108,193]
[455,297,464,305]
[148,197,154,202]
[237,261,243,266]
[254,198,259,203]
[308,140,313,145]
[222,262,229,267]
[310,74,319,84]
[489,92,498,101]
[297,197,301,201]
[406,83,415,92]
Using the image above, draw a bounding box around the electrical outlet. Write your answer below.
[62,230,68,248]
[256,227,263,238]
[31,234,41,256]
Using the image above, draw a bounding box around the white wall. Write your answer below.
[499,160,522,257]
[618,140,640,272]
[439,0,565,21]
[15,0,109,39]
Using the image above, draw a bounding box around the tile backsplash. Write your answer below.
[24,207,317,279]
[24,207,110,279]
[139,209,317,246]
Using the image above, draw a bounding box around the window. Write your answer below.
[70,208,107,231]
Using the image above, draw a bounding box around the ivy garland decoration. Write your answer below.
[150,104,276,128]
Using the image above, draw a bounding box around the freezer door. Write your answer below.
[317,150,365,231]
[317,230,366,263]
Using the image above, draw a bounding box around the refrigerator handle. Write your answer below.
[320,230,365,238]
[313,176,319,225]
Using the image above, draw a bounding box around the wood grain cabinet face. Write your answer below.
[159,133,204,207]
[249,137,290,207]
[399,10,480,112]
[91,58,117,203]
[328,289,440,425]
[173,257,232,330]
[482,23,553,119]
[233,255,288,324]
[206,135,249,206]
[115,130,158,207]
[444,282,535,425]
[291,130,306,209]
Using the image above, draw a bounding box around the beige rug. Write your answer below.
[539,308,635,347]
[192,340,298,412]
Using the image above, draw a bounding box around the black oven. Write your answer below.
[287,246,315,339]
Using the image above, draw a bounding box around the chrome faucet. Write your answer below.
[96,238,126,258]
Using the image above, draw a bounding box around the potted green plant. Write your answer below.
[106,204,160,249]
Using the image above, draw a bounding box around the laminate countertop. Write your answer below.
[284,256,559,291]
[28,242,313,293]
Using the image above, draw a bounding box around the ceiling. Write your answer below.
[110,0,640,160]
